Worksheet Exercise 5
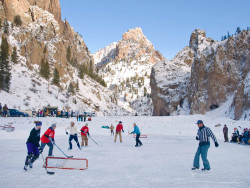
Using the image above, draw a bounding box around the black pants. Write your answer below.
[136,134,142,146]
[69,134,80,149]
[224,133,228,142]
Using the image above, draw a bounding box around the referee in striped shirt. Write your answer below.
[192,120,219,171]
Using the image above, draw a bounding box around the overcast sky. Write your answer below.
[60,0,250,60]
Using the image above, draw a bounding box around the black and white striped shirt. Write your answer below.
[197,126,217,143]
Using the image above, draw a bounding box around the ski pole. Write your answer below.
[88,135,99,145]
[51,141,73,158]
[40,152,55,175]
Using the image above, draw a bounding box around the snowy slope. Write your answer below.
[94,28,164,116]
[0,19,130,116]
[0,114,249,188]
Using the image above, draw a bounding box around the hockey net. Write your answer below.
[46,157,88,170]
[133,134,147,138]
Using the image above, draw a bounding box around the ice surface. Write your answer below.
[0,115,249,188]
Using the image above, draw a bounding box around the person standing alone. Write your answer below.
[130,123,143,147]
[192,120,219,171]
[114,121,124,143]
[110,124,114,136]
[223,124,229,142]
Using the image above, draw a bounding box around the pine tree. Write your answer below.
[76,79,79,92]
[14,15,22,26]
[0,18,2,29]
[227,31,230,38]
[4,19,9,35]
[11,46,18,64]
[0,36,11,92]
[144,87,147,97]
[236,27,241,34]
[68,82,75,94]
[247,27,250,31]
[40,59,50,79]
[89,60,94,77]
[52,68,60,86]
[79,63,88,79]
[66,45,71,63]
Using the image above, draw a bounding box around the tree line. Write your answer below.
[221,26,250,41]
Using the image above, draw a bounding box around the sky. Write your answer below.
[60,0,250,60]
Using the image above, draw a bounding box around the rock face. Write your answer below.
[151,29,249,120]
[189,30,250,120]
[1,0,92,83]
[0,0,130,115]
[94,27,165,115]
[94,27,165,67]
[27,0,61,22]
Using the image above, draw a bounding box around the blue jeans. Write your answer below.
[41,142,54,156]
[193,144,210,169]
[242,138,249,144]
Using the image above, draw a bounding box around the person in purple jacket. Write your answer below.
[24,121,43,171]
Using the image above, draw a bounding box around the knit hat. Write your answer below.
[51,123,57,128]
[35,121,42,126]
[196,120,203,124]
[119,121,122,123]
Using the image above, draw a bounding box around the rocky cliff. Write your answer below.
[94,27,165,115]
[0,0,130,115]
[151,29,249,120]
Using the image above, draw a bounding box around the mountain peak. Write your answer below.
[122,27,145,41]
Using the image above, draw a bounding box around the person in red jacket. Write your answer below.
[81,123,89,147]
[114,121,124,143]
[40,123,56,156]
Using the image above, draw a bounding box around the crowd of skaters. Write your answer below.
[23,119,143,171]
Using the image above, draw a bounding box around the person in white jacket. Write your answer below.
[65,121,81,150]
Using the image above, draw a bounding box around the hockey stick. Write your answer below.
[52,141,73,158]
[88,135,99,146]
[41,153,55,175]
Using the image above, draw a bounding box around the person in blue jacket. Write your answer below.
[130,123,143,147]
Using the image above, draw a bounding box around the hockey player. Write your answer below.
[130,123,143,147]
[81,123,89,147]
[110,124,114,136]
[65,121,81,150]
[114,121,124,143]
[40,123,56,156]
[24,121,43,171]
[192,120,219,171]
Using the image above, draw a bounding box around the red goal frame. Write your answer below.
[133,134,147,138]
[45,157,88,170]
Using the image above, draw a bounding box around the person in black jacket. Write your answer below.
[24,121,42,171]
[192,120,219,171]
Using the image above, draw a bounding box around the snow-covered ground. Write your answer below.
[0,115,249,188]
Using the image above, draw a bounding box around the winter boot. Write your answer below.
[29,160,33,168]
[24,165,28,171]
[201,168,210,171]
[191,167,199,170]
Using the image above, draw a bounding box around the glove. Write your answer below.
[66,132,68,135]
[122,130,124,133]
[39,147,43,154]
[196,136,199,140]
[88,132,90,136]
[215,142,219,147]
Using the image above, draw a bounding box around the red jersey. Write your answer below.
[41,127,55,144]
[116,123,123,132]
[81,126,89,136]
